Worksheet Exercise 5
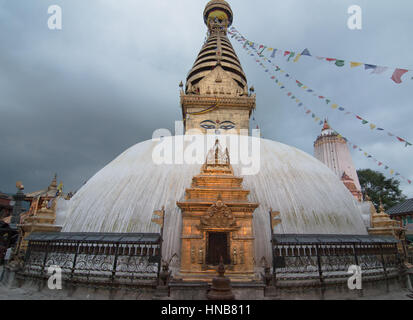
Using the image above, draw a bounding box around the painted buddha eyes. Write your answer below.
[219,121,236,130]
[200,120,235,131]
[200,120,216,130]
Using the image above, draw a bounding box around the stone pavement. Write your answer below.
[1,266,412,300]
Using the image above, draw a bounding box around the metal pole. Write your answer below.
[268,209,276,285]
[71,242,80,281]
[316,245,324,285]
[111,243,120,283]
[157,211,165,283]
[380,244,388,281]
[353,244,359,266]
[42,243,50,278]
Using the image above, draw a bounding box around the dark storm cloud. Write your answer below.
[0,0,412,196]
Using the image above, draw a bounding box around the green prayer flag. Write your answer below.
[335,60,345,67]
[362,120,368,124]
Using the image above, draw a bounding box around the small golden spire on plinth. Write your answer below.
[207,257,235,300]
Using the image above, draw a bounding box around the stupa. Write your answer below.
[16,1,404,298]
[54,0,370,279]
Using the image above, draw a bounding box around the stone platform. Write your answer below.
[1,266,412,300]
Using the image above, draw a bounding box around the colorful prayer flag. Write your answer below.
[293,53,302,62]
[391,68,408,84]
[287,52,295,61]
[364,64,377,71]
[335,60,345,67]
[270,49,277,58]
[371,66,388,74]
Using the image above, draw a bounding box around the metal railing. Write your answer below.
[21,232,162,286]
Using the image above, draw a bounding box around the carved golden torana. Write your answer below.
[177,140,258,281]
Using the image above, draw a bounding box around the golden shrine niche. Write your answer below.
[177,140,258,281]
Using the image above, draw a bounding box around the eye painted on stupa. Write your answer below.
[200,120,216,130]
[219,121,236,130]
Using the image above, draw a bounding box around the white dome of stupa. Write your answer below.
[56,135,367,270]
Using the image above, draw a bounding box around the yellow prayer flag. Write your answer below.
[268,47,273,51]
[350,62,363,68]
[293,54,302,62]
[302,86,308,89]
[390,170,394,175]
[295,99,300,103]
[331,104,338,109]
[370,124,376,130]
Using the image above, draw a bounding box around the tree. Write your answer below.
[357,169,406,211]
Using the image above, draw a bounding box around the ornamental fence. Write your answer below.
[272,234,400,286]
[20,232,162,286]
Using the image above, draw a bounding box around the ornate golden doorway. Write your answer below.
[207,232,230,265]
[177,140,258,281]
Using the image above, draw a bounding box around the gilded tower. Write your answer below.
[177,1,259,281]
[180,0,256,134]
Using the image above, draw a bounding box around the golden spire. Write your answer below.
[185,0,247,95]
[48,173,57,191]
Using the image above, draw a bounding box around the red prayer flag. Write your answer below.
[284,51,290,56]
[397,137,405,142]
[326,58,336,62]
[391,68,408,84]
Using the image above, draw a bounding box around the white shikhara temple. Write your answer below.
[12,0,409,299]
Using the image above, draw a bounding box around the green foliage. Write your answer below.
[357,169,406,211]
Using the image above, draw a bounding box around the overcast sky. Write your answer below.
[0,0,412,197]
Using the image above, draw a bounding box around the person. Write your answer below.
[0,247,12,281]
